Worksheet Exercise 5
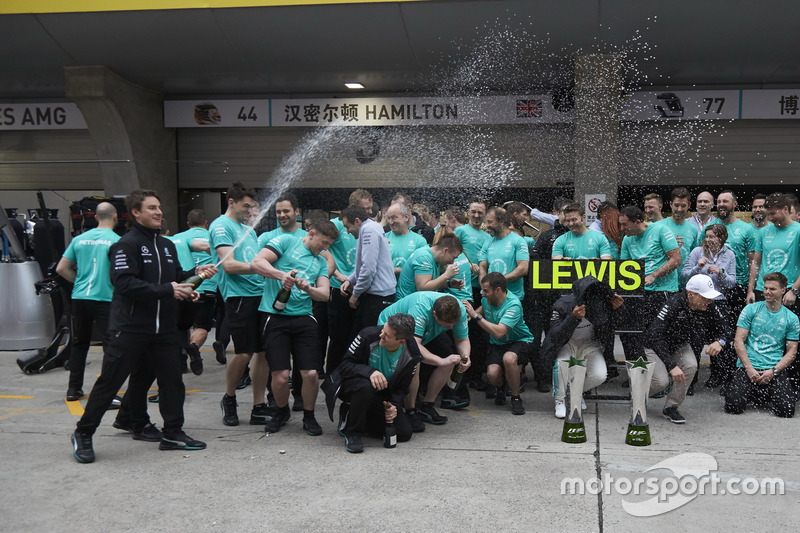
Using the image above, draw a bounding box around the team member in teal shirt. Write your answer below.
[256,193,307,248]
[726,272,799,418]
[551,202,613,260]
[326,214,358,374]
[455,198,490,293]
[394,234,463,300]
[656,188,698,288]
[479,207,530,300]
[378,292,471,427]
[385,202,428,276]
[212,182,271,428]
[251,221,338,436]
[463,272,533,415]
[747,193,800,305]
[56,202,120,402]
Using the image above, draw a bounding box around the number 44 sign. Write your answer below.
[164,100,268,127]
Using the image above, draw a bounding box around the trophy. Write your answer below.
[559,356,587,444]
[625,357,655,446]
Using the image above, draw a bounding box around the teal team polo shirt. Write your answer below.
[386,230,428,272]
[395,245,436,300]
[620,222,679,292]
[737,302,800,369]
[753,221,800,291]
[552,230,612,259]
[378,292,469,344]
[328,217,356,289]
[259,233,328,316]
[478,232,530,300]
[209,215,263,298]
[455,224,490,288]
[481,292,534,345]
[62,227,120,302]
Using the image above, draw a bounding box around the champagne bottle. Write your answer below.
[384,421,397,449]
[181,272,206,290]
[446,355,468,390]
[272,271,296,311]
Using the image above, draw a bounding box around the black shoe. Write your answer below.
[107,395,122,410]
[160,430,207,451]
[511,396,526,415]
[418,402,447,424]
[220,394,239,426]
[292,395,305,412]
[686,384,695,396]
[704,375,724,388]
[440,389,470,410]
[485,385,498,399]
[213,340,227,365]
[537,380,551,393]
[406,408,426,433]
[112,419,133,433]
[66,388,84,402]
[344,432,364,453]
[495,391,507,406]
[265,408,291,434]
[236,368,251,390]
[71,431,95,463]
[302,416,323,436]
[148,393,159,403]
[662,405,686,424]
[187,343,203,376]
[133,422,163,442]
[250,403,274,425]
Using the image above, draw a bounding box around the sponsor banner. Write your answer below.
[741,89,800,119]
[0,103,86,130]
[621,90,740,121]
[530,259,645,294]
[164,100,269,128]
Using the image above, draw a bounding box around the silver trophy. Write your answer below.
[559,356,587,444]
[625,357,655,446]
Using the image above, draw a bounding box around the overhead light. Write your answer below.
[345,83,364,89]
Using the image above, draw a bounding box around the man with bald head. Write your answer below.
[57,202,121,403]
[689,190,717,237]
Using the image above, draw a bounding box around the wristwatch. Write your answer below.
[717,339,726,347]
[474,313,483,321]
[792,288,800,297]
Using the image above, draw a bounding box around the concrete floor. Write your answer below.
[1,340,798,533]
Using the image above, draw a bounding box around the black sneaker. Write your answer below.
[495,390,507,406]
[485,385,498,399]
[302,416,323,436]
[159,430,207,451]
[292,395,305,412]
[71,431,95,463]
[344,433,364,453]
[405,408,426,433]
[220,394,239,426]
[418,402,447,424]
[66,388,84,402]
[536,380,551,393]
[148,393,159,403]
[250,403,274,425]
[132,422,163,442]
[112,419,133,433]
[187,343,203,376]
[663,405,686,424]
[236,368,251,390]
[511,396,525,415]
[265,408,291,434]
[440,389,470,410]
[213,340,227,365]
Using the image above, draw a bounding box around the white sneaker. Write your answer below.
[554,400,566,419]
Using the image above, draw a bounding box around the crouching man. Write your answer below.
[333,314,423,453]
[725,272,799,418]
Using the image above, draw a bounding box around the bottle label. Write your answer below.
[446,377,457,389]
[389,435,396,446]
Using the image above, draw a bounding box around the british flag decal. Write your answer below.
[516,99,542,118]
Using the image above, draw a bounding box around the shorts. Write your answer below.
[225,295,263,354]
[192,291,216,331]
[487,341,532,367]
[261,313,321,372]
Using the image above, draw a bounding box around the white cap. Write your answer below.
[686,274,722,300]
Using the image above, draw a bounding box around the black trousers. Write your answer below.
[619,291,671,361]
[326,288,356,375]
[340,375,412,442]
[77,330,185,435]
[67,299,110,391]
[214,289,230,347]
[463,286,488,383]
[724,367,795,418]
[350,292,395,339]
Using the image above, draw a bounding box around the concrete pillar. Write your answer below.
[573,54,622,207]
[64,66,178,231]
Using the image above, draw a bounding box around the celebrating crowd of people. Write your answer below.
[63,183,799,462]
